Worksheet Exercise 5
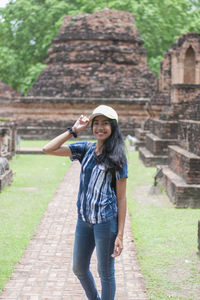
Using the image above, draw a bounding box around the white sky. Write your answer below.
[0,0,12,8]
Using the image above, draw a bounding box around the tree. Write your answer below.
[0,0,79,92]
[0,0,200,92]
[132,0,200,74]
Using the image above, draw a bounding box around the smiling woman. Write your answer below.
[42,105,128,300]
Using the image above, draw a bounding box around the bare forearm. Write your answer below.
[42,130,72,153]
[42,115,90,156]
[112,196,126,258]
[117,197,127,238]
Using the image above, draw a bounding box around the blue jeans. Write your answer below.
[73,217,118,300]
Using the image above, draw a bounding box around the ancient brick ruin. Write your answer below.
[0,11,199,206]
[0,81,21,100]
[0,9,159,139]
[160,91,200,208]
[30,9,156,99]
[0,122,16,159]
[0,156,12,192]
[139,33,200,166]
[0,82,18,159]
[139,33,200,207]
[0,82,19,191]
[0,122,16,191]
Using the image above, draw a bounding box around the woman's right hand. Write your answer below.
[73,115,90,134]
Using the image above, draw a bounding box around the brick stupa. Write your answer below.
[1,9,159,139]
[29,9,156,99]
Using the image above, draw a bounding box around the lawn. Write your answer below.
[0,152,70,292]
[19,139,50,148]
[127,150,200,300]
[18,139,95,149]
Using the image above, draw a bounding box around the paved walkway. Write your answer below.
[0,162,148,300]
[16,148,44,155]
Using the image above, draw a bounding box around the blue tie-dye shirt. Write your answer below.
[68,142,128,224]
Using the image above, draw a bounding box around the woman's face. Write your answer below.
[92,115,112,142]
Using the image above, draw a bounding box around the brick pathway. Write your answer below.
[0,161,148,300]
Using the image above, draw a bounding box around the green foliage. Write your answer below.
[0,0,200,90]
[0,0,77,92]
[0,117,11,122]
[20,63,45,94]
[0,46,20,88]
[132,0,200,74]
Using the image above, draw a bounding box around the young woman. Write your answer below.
[43,105,128,300]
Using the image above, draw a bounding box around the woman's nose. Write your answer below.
[97,124,104,129]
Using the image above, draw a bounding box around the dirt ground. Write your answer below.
[134,184,172,207]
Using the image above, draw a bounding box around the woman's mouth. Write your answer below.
[96,132,106,136]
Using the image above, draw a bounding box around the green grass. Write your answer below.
[19,139,95,149]
[0,153,70,292]
[1,142,200,298]
[127,151,200,300]
[19,139,49,148]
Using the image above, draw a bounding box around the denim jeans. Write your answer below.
[73,217,118,300]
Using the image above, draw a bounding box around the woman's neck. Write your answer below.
[95,141,104,155]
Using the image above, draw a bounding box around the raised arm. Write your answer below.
[42,115,90,156]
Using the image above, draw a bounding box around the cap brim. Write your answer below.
[89,113,118,122]
[89,113,105,121]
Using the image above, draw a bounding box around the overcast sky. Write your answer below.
[0,0,12,8]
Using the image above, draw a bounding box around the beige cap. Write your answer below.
[89,105,118,122]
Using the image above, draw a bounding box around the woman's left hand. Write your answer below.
[111,235,123,257]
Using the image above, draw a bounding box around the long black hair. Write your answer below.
[92,118,126,170]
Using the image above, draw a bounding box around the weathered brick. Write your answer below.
[29,9,156,99]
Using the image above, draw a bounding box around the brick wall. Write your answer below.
[12,97,150,138]
[178,120,200,156]
[29,9,156,99]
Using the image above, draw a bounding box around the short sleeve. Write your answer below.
[116,161,128,180]
[68,142,89,163]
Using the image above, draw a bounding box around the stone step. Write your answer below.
[135,140,145,150]
[146,133,177,155]
[139,146,168,167]
[169,145,200,184]
[152,119,178,139]
[16,148,44,155]
[178,120,200,157]
[160,165,200,208]
[0,169,13,192]
[134,128,149,141]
